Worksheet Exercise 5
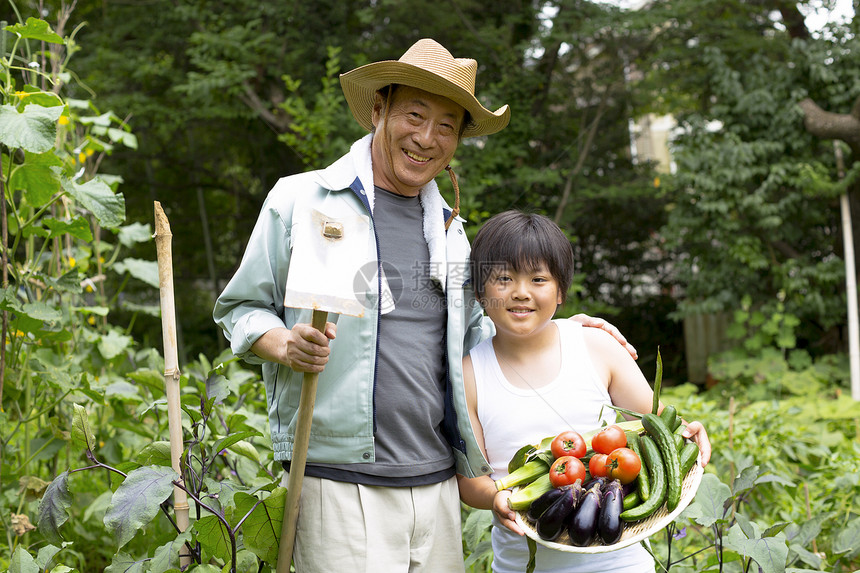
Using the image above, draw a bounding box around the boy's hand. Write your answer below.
[493,490,524,536]
[682,420,712,466]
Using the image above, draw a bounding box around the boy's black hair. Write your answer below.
[470,210,574,304]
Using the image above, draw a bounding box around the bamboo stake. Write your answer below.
[834,142,860,401]
[154,202,191,567]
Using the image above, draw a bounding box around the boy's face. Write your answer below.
[481,263,563,339]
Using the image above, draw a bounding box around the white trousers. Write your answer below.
[281,472,466,573]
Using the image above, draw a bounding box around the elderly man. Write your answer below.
[214,39,636,572]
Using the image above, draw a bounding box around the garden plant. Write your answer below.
[2,7,860,573]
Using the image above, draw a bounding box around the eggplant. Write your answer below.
[526,484,567,523]
[534,485,577,541]
[598,479,624,545]
[567,481,602,547]
[583,476,607,491]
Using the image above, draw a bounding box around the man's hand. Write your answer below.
[570,313,638,360]
[251,323,337,373]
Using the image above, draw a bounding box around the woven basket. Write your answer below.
[515,459,704,553]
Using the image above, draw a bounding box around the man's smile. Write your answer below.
[404,149,431,163]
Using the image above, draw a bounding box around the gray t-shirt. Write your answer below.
[297,187,454,485]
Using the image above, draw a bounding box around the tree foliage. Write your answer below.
[2,1,860,570]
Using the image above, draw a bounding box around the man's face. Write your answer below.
[370,85,465,197]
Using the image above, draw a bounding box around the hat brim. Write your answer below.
[340,61,510,138]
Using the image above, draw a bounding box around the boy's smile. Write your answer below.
[483,264,562,338]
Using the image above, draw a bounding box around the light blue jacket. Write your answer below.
[213,134,494,478]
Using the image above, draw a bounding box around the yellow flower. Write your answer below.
[78,152,86,163]
[13,91,30,99]
[653,176,661,188]
[85,284,93,293]
[87,315,96,326]
[68,257,76,268]
[86,148,95,157]
[58,115,70,126]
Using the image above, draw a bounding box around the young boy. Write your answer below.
[456,210,711,572]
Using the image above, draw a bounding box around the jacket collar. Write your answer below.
[314,133,451,292]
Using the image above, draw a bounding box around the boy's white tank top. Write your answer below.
[469,319,654,573]
[472,319,615,481]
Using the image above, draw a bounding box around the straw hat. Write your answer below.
[339,39,510,138]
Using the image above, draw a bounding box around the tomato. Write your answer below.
[588,453,609,478]
[549,455,586,487]
[606,447,641,484]
[550,430,587,459]
[591,424,627,455]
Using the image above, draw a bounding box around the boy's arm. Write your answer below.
[457,355,524,535]
[456,475,524,536]
[584,328,712,465]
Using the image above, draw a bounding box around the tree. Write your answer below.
[625,0,858,362]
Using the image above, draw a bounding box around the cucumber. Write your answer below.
[622,490,641,511]
[679,441,699,477]
[642,413,682,512]
[625,430,650,502]
[620,435,666,522]
[659,404,677,427]
[660,404,683,431]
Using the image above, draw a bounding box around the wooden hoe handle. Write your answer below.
[276,309,328,573]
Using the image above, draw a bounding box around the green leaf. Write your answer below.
[462,508,493,548]
[35,544,62,570]
[194,514,232,563]
[833,516,860,557]
[43,217,94,242]
[135,441,173,467]
[233,487,286,565]
[652,348,662,414]
[118,223,153,247]
[8,151,62,206]
[788,544,823,570]
[103,552,145,573]
[149,531,192,573]
[62,176,126,229]
[107,127,138,149]
[71,404,97,452]
[0,104,63,152]
[113,258,159,288]
[103,465,179,548]
[9,545,39,573]
[683,473,732,528]
[724,524,789,573]
[526,536,537,573]
[227,440,261,463]
[23,301,62,322]
[99,330,133,360]
[211,430,263,459]
[204,478,248,512]
[17,86,64,108]
[732,464,760,495]
[37,471,71,544]
[5,18,64,43]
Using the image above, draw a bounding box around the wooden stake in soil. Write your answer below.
[154,202,191,567]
